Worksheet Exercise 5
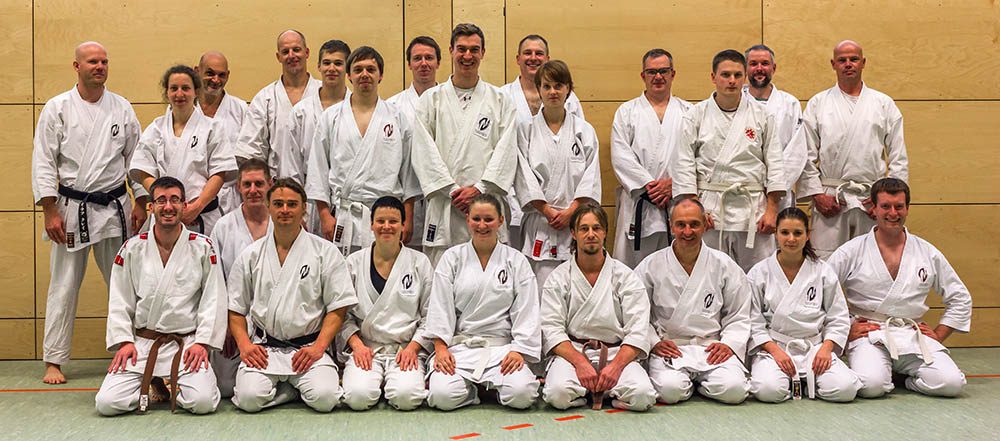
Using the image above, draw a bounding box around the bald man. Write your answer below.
[32,42,148,383]
[797,41,908,258]
[236,30,321,182]
[196,51,249,214]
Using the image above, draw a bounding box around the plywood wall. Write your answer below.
[4,1,997,359]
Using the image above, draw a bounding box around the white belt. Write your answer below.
[821,178,873,204]
[698,180,765,248]
[669,336,721,347]
[849,305,933,363]
[770,329,822,399]
[452,335,511,381]
[334,199,371,256]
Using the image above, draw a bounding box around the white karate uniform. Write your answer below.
[228,229,358,412]
[513,111,601,289]
[207,205,273,398]
[410,79,519,265]
[610,94,691,267]
[94,227,228,415]
[235,76,322,179]
[673,94,785,272]
[306,98,420,256]
[742,84,808,210]
[540,256,657,411]
[387,83,436,250]
[746,253,861,402]
[32,86,146,366]
[634,243,751,404]
[424,242,541,410]
[339,246,434,410]
[129,107,238,235]
[828,228,971,398]
[500,77,586,251]
[797,84,908,258]
[207,92,249,215]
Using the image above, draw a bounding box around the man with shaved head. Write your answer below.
[32,41,148,383]
[196,51,249,214]
[797,40,908,258]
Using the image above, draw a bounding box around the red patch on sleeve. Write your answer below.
[210,255,217,265]
[114,255,124,266]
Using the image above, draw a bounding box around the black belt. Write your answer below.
[254,327,320,350]
[632,192,672,251]
[58,182,128,245]
[194,197,220,234]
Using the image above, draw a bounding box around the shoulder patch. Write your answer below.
[189,233,198,241]
[139,232,148,240]
[114,254,125,266]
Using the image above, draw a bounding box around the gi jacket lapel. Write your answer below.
[567,255,616,336]
[664,243,712,331]
[144,226,193,326]
[872,229,917,317]
[442,80,488,155]
[71,88,116,188]
[706,95,754,183]
[770,255,814,332]
[361,247,412,337]
[829,85,876,177]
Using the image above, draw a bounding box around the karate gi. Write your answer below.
[742,84,808,210]
[228,229,358,412]
[673,94,785,272]
[500,77,586,252]
[610,95,691,267]
[540,256,657,411]
[129,106,238,235]
[306,98,420,256]
[513,111,601,288]
[207,93,249,215]
[797,84,908,258]
[828,228,971,398]
[387,83,436,250]
[288,89,351,233]
[94,227,228,415]
[410,79,519,266]
[207,206,273,397]
[339,246,434,410]
[235,76,322,179]
[746,253,861,402]
[424,242,541,410]
[634,243,751,404]
[32,86,146,366]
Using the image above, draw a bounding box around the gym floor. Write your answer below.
[2,348,998,440]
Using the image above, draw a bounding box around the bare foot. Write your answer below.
[42,363,67,384]
[150,377,170,402]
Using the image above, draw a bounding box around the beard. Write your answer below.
[749,74,772,89]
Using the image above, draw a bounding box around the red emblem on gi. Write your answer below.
[384,123,393,138]
[210,255,218,265]
[114,255,124,266]
[532,240,543,258]
[745,128,755,140]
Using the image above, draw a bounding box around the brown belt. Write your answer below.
[135,328,194,413]
[570,336,620,410]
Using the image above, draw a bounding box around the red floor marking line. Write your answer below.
[604,409,626,413]
[503,424,533,430]
[0,388,100,392]
[967,375,1000,378]
[555,415,584,421]
[448,434,480,440]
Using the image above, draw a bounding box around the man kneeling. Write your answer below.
[541,202,657,411]
[228,179,358,412]
[95,177,227,415]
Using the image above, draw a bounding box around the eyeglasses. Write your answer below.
[153,196,183,206]
[643,67,673,77]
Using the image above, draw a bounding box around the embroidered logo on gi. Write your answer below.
[139,232,148,240]
[745,127,755,140]
[426,224,437,242]
[114,254,124,266]
[300,265,310,279]
[190,136,199,148]
[918,267,927,282]
[497,269,508,285]
[478,117,491,131]
[402,274,413,289]
[383,123,393,138]
[704,292,714,309]
[807,286,817,301]
[189,233,198,241]
[110,124,120,137]
[210,255,217,265]
[571,142,581,156]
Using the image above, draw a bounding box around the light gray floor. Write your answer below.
[2,348,998,440]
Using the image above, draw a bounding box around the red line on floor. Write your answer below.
[0,388,100,392]
[654,403,667,407]
[503,424,533,430]
[604,409,626,413]
[555,415,584,421]
[967,375,1000,378]
[449,434,480,440]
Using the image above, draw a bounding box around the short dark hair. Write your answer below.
[534,60,573,92]
[712,49,746,72]
[744,44,775,62]
[319,39,351,59]
[371,196,405,223]
[451,23,485,48]
[569,201,609,253]
[642,48,674,69]
[406,36,441,62]
[517,34,548,54]
[150,176,186,201]
[870,177,910,206]
[238,158,271,181]
[347,46,384,75]
[160,65,200,102]
[468,193,503,217]
[266,177,306,203]
[776,207,818,261]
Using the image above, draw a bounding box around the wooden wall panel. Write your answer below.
[0,213,35,319]
[35,317,109,359]
[0,320,36,359]
[453,0,506,87]
[902,102,1000,204]
[763,0,1000,100]
[926,308,999,348]
[0,1,32,103]
[581,101,622,207]
[403,0,453,89]
[0,105,35,211]
[34,0,405,103]
[506,0,762,101]
[34,213,110,319]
